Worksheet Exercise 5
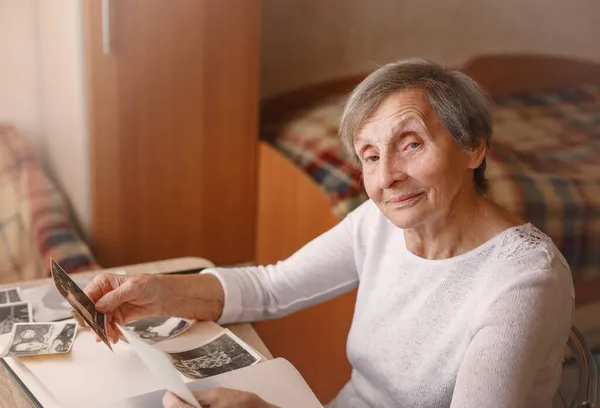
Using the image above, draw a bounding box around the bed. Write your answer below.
[252,55,600,403]
[0,125,99,284]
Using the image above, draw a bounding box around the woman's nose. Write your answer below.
[378,154,407,189]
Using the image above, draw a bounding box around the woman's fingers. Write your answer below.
[162,388,271,408]
[85,273,122,303]
[94,319,119,343]
[95,279,135,313]
[110,321,120,343]
[162,391,194,408]
[161,389,227,408]
[104,314,120,344]
[83,276,106,304]
[86,273,157,346]
[103,305,151,344]
[192,388,269,407]
[191,389,218,405]
[104,314,115,343]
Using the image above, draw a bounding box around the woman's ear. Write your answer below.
[468,139,487,169]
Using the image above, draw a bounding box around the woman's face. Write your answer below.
[354,88,484,230]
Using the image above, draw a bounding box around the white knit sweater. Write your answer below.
[206,200,574,408]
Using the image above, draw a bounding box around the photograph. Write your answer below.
[0,302,32,335]
[50,259,112,350]
[21,278,93,322]
[2,322,78,358]
[0,288,22,305]
[125,317,192,344]
[168,331,260,379]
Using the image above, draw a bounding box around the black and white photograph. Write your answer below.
[2,322,78,358]
[125,316,192,344]
[0,302,32,335]
[50,259,112,351]
[168,331,260,379]
[0,288,22,305]
[20,278,93,322]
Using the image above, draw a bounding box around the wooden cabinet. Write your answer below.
[83,0,260,267]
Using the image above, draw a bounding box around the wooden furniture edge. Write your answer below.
[261,53,600,126]
[256,142,340,265]
[461,53,600,96]
[254,142,356,403]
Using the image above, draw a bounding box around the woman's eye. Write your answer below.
[365,155,379,163]
[406,142,421,150]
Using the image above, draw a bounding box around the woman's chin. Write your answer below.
[389,219,417,230]
[386,211,426,230]
[379,202,427,229]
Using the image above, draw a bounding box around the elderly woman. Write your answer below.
[86,59,573,408]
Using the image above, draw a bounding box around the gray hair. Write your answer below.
[339,58,492,194]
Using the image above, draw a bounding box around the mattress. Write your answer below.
[266,85,600,280]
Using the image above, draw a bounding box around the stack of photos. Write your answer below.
[0,285,79,358]
[0,288,31,336]
[0,288,21,305]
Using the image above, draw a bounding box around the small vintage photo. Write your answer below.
[2,322,78,358]
[0,302,32,335]
[50,259,112,350]
[21,278,93,322]
[125,316,192,344]
[168,331,260,379]
[0,288,22,305]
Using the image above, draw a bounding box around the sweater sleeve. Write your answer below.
[202,204,365,325]
[449,263,573,408]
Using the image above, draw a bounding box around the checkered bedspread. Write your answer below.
[0,125,99,283]
[267,85,600,280]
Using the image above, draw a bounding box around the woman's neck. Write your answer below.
[403,190,496,260]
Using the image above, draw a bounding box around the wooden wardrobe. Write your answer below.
[83,0,261,267]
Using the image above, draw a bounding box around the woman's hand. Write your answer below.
[162,388,278,408]
[84,272,225,344]
[84,273,166,342]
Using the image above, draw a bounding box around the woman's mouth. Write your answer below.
[386,192,424,205]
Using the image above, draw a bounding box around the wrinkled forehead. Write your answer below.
[356,88,437,141]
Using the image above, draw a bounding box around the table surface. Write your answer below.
[0,257,272,408]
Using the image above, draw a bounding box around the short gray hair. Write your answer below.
[339,58,492,194]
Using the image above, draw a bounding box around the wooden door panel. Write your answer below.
[84,0,260,267]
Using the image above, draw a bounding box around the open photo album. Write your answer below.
[0,260,322,408]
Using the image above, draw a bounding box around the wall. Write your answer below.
[37,0,90,236]
[261,0,600,97]
[0,0,90,234]
[0,0,42,155]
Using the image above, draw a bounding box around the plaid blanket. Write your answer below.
[268,85,600,281]
[0,125,99,284]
